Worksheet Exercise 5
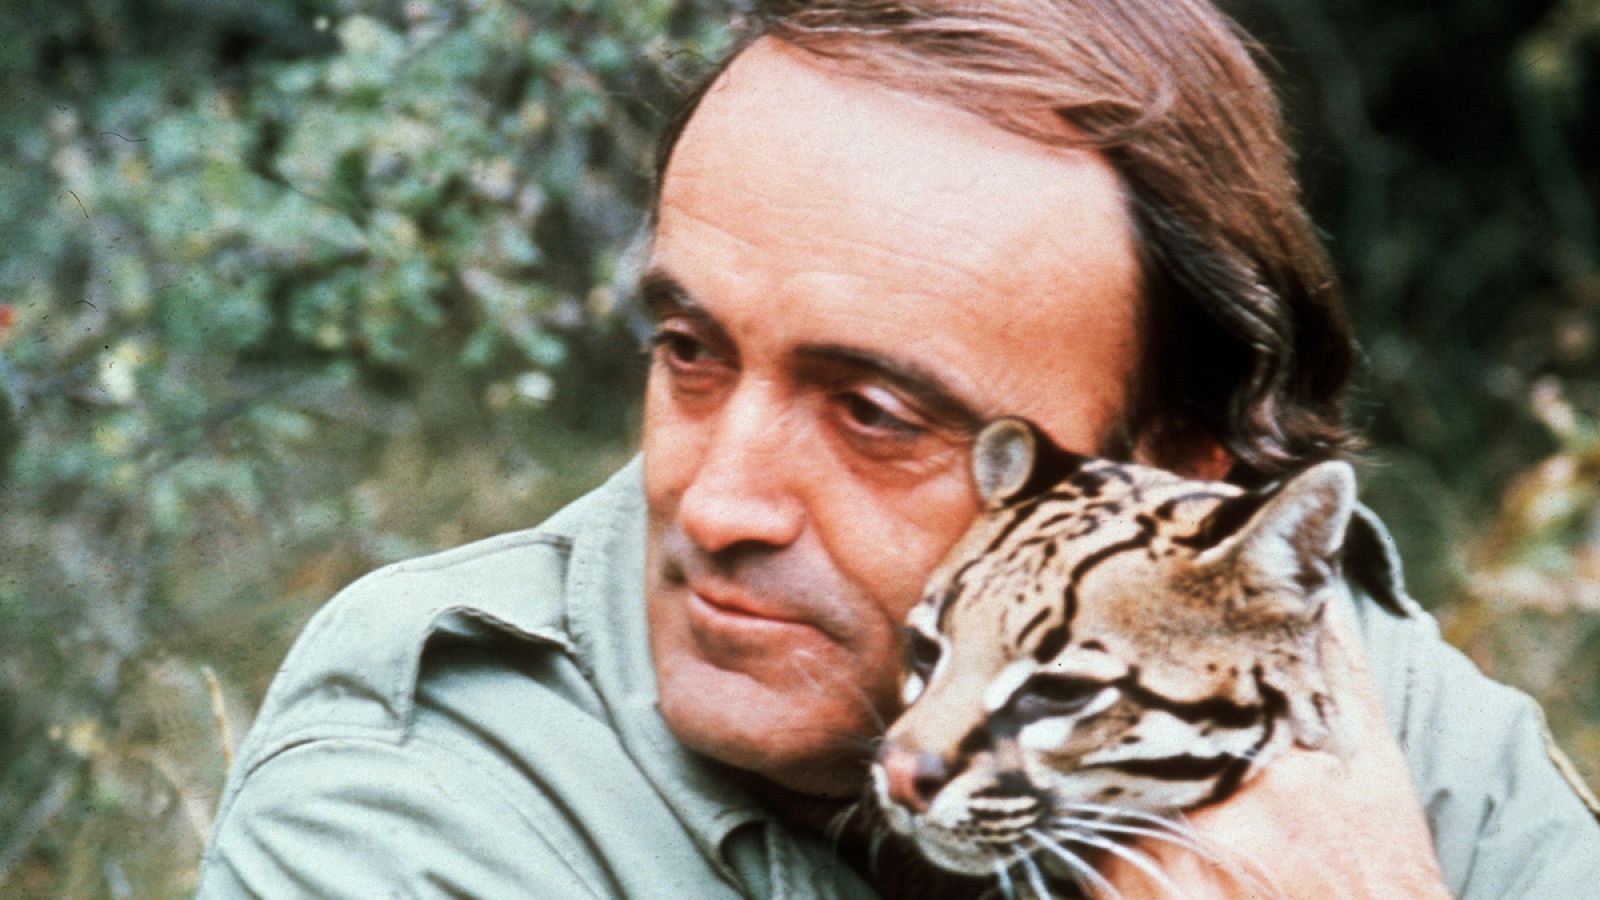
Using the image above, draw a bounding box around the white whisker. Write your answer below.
[1132,812,1281,900]
[1019,853,1052,900]
[1050,808,1282,899]
[1049,814,1212,860]
[867,827,889,874]
[826,799,865,847]
[993,853,1018,900]
[1027,828,1120,900]
[1057,828,1181,898]
[1055,801,1184,831]
[787,651,886,732]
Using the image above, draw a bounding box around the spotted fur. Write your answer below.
[873,418,1388,892]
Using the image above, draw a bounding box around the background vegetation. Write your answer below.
[0,0,1595,895]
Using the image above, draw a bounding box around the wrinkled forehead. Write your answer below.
[654,41,1143,442]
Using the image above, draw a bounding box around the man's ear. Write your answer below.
[1198,460,1358,605]
[1176,440,1233,481]
[1132,433,1233,481]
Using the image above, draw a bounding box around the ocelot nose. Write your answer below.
[876,740,949,814]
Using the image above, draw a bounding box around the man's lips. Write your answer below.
[688,581,811,626]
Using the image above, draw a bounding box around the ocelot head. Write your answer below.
[872,417,1361,880]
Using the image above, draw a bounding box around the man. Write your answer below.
[198,2,1600,897]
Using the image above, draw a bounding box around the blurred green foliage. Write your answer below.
[1228,0,1600,790]
[0,0,1595,895]
[0,0,732,893]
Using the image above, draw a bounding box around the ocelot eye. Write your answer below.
[904,629,942,679]
[1011,676,1110,721]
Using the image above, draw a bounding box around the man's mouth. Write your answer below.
[655,537,848,644]
[689,581,811,626]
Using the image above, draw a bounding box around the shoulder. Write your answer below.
[231,459,642,757]
[1344,507,1600,898]
[233,523,580,761]
[201,461,727,897]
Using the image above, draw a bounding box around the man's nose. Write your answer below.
[676,384,805,554]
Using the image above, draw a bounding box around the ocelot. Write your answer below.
[870,417,1402,897]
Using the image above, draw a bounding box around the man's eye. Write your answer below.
[839,389,924,438]
[649,326,717,369]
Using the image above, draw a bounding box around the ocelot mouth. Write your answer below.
[904,820,1015,876]
[883,796,1049,877]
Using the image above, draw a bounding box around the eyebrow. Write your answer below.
[639,267,988,434]
[640,269,726,340]
[791,343,987,435]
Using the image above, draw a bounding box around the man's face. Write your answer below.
[641,40,1141,797]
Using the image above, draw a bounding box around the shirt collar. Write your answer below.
[559,457,773,866]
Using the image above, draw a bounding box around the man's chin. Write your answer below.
[654,655,875,798]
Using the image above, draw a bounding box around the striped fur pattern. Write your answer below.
[873,418,1363,890]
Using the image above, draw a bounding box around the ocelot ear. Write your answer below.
[971,417,1088,509]
[972,418,1037,508]
[1202,460,1358,610]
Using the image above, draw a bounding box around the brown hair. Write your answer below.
[655,0,1358,485]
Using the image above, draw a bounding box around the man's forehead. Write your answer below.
[647,38,1142,452]
[659,40,1139,299]
[664,39,1134,260]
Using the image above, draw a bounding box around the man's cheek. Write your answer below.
[641,412,695,513]
[867,534,959,619]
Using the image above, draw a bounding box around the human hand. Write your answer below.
[1097,604,1451,898]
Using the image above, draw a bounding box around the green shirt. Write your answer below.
[197,460,1600,898]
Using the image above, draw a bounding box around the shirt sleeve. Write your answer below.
[196,735,605,899]
[1396,625,1600,899]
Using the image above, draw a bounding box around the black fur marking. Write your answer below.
[1035,512,1079,531]
[1085,753,1242,781]
[958,722,996,760]
[981,502,1051,557]
[1205,667,1289,803]
[992,770,1035,796]
[1101,465,1135,485]
[947,558,983,590]
[972,781,1031,801]
[1005,419,1091,503]
[1033,624,1069,662]
[1016,606,1052,647]
[1069,470,1106,498]
[982,486,1122,559]
[1116,670,1261,728]
[1037,517,1158,662]
[1294,560,1330,592]
[1172,488,1272,551]
[1206,751,1258,802]
[933,582,964,632]
[1153,489,1234,521]
[1079,639,1106,652]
